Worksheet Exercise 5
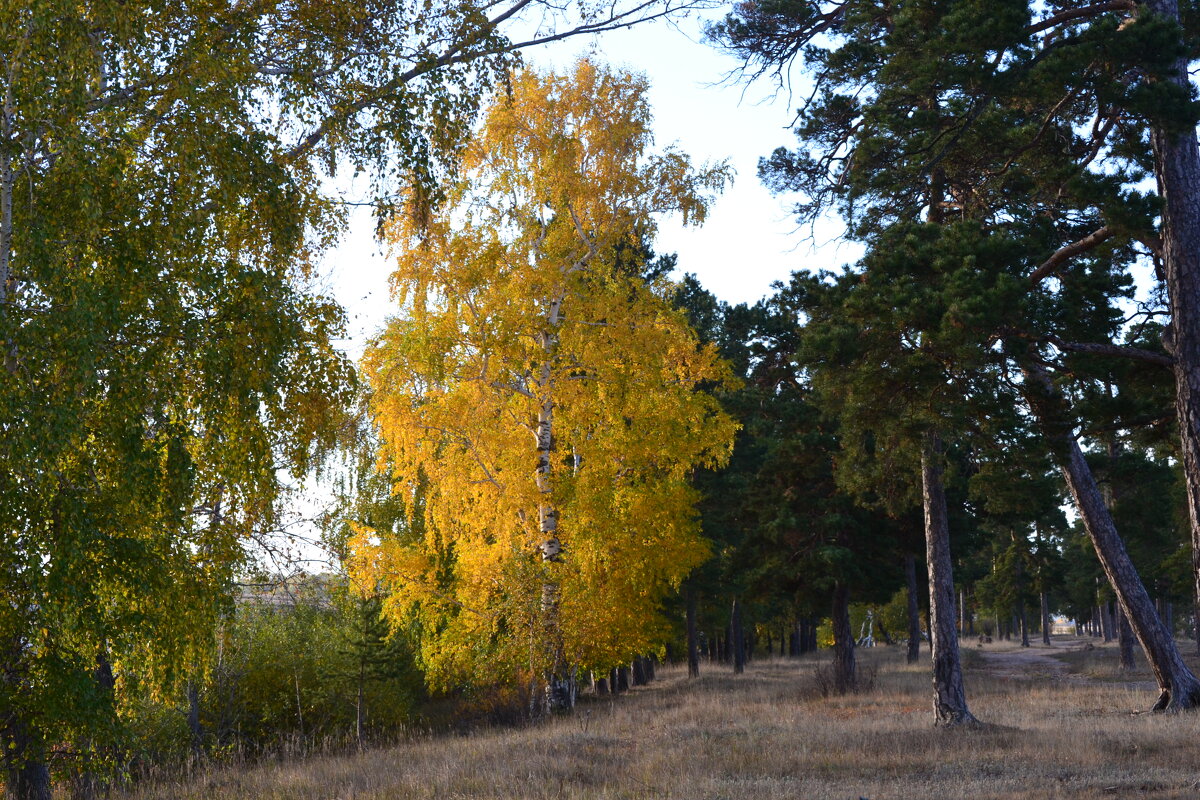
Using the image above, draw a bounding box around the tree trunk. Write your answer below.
[610,667,621,693]
[905,553,921,664]
[1145,0,1200,696]
[186,683,203,760]
[921,433,978,725]
[356,664,365,748]
[616,665,630,692]
[1118,604,1137,671]
[70,651,118,800]
[875,614,894,645]
[958,588,966,636]
[1015,551,1029,647]
[294,670,305,739]
[1195,590,1200,656]
[596,677,609,695]
[1022,361,1200,709]
[831,582,856,693]
[1041,591,1052,646]
[631,658,647,687]
[2,715,51,800]
[533,289,574,712]
[686,586,700,678]
[730,598,745,675]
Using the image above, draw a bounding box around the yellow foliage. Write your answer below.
[354,59,737,690]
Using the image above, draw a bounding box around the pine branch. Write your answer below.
[1047,335,1174,368]
[1027,226,1113,285]
[1026,1,1136,36]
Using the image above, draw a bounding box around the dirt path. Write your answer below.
[973,642,1158,691]
[975,643,1081,682]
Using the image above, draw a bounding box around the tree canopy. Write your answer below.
[352,60,736,695]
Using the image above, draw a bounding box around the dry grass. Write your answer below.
[126,638,1200,800]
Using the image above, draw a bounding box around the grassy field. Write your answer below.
[128,638,1200,800]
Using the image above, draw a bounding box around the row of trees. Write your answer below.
[10,0,1200,795]
[705,0,1200,719]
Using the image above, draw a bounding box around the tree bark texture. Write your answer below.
[1195,592,1200,656]
[905,554,921,664]
[1041,591,1052,646]
[2,713,51,800]
[631,658,647,687]
[1146,0,1200,694]
[686,586,700,678]
[730,598,745,675]
[831,582,856,693]
[921,433,978,725]
[533,291,574,713]
[187,681,203,757]
[1024,362,1200,709]
[1118,604,1137,671]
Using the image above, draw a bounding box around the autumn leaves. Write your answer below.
[349,61,738,703]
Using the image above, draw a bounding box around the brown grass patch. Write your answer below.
[124,639,1200,800]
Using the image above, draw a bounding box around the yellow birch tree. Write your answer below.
[352,59,736,709]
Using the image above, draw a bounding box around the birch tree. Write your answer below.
[353,60,735,711]
[0,1,712,794]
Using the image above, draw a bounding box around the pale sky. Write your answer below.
[319,11,862,359]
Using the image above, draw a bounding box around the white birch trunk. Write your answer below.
[533,291,573,712]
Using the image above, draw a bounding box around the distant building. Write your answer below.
[1050,615,1076,636]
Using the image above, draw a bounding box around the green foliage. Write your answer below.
[2,0,676,780]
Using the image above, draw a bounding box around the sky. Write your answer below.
[319,10,864,359]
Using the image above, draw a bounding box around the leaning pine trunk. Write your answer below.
[1023,360,1200,709]
[905,554,921,664]
[921,433,978,725]
[1145,0,1200,688]
[831,582,856,693]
